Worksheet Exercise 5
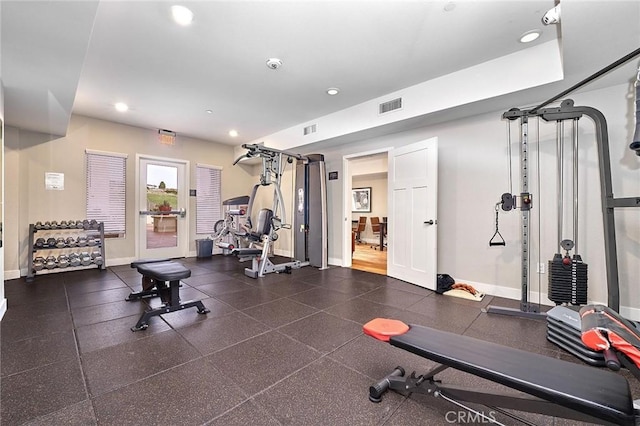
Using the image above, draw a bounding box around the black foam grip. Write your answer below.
[632,85,640,153]
[604,348,621,371]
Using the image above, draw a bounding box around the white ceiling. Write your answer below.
[2,1,640,149]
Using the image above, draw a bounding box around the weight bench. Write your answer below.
[364,318,638,425]
[128,260,210,331]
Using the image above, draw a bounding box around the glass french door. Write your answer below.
[138,156,188,259]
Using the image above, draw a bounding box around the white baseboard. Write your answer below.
[5,269,21,280]
[0,298,6,320]
[328,257,343,266]
[105,256,137,267]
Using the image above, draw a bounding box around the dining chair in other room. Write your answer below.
[355,216,367,243]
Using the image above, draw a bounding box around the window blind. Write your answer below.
[86,150,127,236]
[196,164,222,234]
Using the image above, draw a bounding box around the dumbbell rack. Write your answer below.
[26,221,106,282]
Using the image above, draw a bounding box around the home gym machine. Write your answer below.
[486,47,640,319]
[228,144,328,278]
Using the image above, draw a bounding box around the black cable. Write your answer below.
[531,47,640,113]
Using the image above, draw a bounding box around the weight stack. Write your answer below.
[548,254,588,305]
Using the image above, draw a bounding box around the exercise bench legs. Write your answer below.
[127,260,210,331]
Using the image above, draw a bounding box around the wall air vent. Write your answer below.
[379,97,403,114]
[303,124,317,135]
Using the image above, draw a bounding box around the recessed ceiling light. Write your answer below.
[115,102,128,112]
[519,30,541,43]
[266,58,283,70]
[205,109,213,114]
[326,88,340,96]
[228,130,239,137]
[171,5,194,26]
[443,2,456,12]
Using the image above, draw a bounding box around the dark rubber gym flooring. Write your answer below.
[2,255,639,425]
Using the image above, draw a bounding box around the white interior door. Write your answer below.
[138,156,188,259]
[387,138,438,289]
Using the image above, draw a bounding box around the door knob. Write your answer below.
[424,220,435,225]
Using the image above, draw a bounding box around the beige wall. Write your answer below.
[4,114,256,276]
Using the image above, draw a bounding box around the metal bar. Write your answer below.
[557,120,563,249]
[521,116,530,308]
[540,101,619,311]
[608,197,640,208]
[573,118,579,253]
[531,47,640,113]
[139,210,184,216]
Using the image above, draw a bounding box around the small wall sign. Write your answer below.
[45,172,65,190]
[328,171,339,181]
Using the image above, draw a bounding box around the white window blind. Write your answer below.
[86,150,127,236]
[196,164,222,234]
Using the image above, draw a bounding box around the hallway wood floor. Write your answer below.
[351,243,386,275]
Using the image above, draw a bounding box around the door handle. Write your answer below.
[424,220,435,225]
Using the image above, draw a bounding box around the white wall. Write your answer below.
[314,82,640,318]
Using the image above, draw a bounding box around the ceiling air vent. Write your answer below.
[303,124,317,135]
[379,97,402,114]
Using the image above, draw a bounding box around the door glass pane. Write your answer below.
[146,164,178,249]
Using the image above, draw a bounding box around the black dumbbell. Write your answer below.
[46,237,57,247]
[35,238,45,249]
[66,237,76,247]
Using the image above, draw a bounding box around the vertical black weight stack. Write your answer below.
[548,253,588,305]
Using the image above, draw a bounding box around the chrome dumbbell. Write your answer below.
[66,236,77,247]
[76,220,84,229]
[87,237,97,247]
[46,237,57,248]
[45,256,57,269]
[69,253,81,267]
[77,236,88,247]
[80,252,92,266]
[59,220,68,229]
[91,251,104,266]
[33,257,45,271]
[43,221,51,230]
[35,238,46,249]
[57,254,69,268]
[50,220,59,229]
[89,219,99,230]
[35,221,44,230]
[56,237,66,248]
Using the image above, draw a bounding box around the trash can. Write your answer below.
[196,238,213,258]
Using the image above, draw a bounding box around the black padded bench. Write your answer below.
[128,260,210,331]
[364,319,637,425]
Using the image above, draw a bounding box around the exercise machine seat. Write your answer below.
[364,319,635,425]
[246,208,273,241]
[135,261,191,282]
[128,260,209,331]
